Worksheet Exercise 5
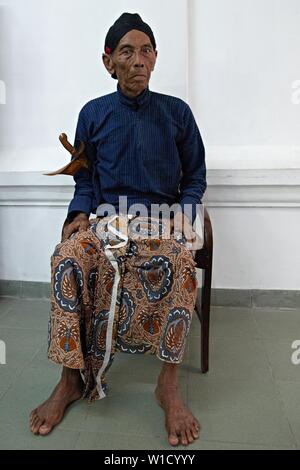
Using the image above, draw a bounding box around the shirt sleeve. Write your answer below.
[177,103,207,225]
[67,106,96,218]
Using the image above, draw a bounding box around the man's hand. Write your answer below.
[171,212,203,259]
[171,212,196,242]
[61,212,90,242]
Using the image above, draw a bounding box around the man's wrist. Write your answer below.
[67,211,89,223]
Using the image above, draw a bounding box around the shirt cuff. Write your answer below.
[67,195,93,219]
[179,197,200,225]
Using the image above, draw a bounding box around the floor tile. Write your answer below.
[189,405,294,447]
[0,362,61,427]
[0,297,18,316]
[276,380,300,447]
[187,335,273,382]
[0,299,50,331]
[0,422,79,450]
[190,306,260,340]
[263,340,300,382]
[75,431,182,450]
[0,327,45,396]
[0,298,299,450]
[75,432,296,451]
[253,307,300,340]
[210,306,260,339]
[187,375,285,413]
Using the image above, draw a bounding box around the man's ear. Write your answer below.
[102,53,115,76]
[151,49,158,71]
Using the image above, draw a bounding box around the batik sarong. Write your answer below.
[47,213,199,401]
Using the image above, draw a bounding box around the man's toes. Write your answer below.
[186,427,194,444]
[194,417,200,430]
[29,410,37,424]
[168,427,179,446]
[180,430,188,446]
[29,415,35,427]
[191,421,199,439]
[192,418,200,433]
[38,422,53,436]
[30,415,39,428]
[29,413,38,430]
[31,417,45,434]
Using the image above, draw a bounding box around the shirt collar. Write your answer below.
[117,82,151,110]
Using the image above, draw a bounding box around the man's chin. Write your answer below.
[131,79,150,91]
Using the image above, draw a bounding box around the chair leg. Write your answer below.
[200,263,212,373]
[201,318,209,373]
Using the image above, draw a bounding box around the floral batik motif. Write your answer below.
[48,214,198,401]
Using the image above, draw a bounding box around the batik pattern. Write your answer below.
[48,214,198,401]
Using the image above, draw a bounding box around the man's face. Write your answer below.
[103,29,157,96]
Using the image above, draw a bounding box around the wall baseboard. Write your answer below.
[1,169,300,208]
[0,280,299,309]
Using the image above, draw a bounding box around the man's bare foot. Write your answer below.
[29,367,84,436]
[155,365,200,446]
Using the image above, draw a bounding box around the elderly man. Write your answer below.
[29,12,207,447]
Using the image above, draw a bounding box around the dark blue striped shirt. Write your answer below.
[68,82,207,224]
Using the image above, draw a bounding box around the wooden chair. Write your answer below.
[194,207,213,373]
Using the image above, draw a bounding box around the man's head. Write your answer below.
[102,13,157,96]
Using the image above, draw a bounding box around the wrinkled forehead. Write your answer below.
[116,29,154,49]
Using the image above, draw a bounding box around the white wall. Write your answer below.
[210,206,300,290]
[189,0,300,149]
[0,0,300,291]
[0,0,188,171]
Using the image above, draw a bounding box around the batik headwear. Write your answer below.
[104,12,156,79]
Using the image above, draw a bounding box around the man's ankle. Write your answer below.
[158,368,179,388]
[61,368,82,385]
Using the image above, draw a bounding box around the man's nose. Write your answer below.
[132,50,145,67]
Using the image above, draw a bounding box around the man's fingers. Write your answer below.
[78,222,90,232]
[183,225,197,242]
[61,220,90,241]
[62,221,79,241]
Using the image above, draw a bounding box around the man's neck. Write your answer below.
[118,83,148,98]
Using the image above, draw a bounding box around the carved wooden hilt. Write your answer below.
[44,133,90,176]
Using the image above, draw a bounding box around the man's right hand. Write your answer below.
[61,212,90,242]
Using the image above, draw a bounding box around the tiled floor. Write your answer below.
[0,296,299,450]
